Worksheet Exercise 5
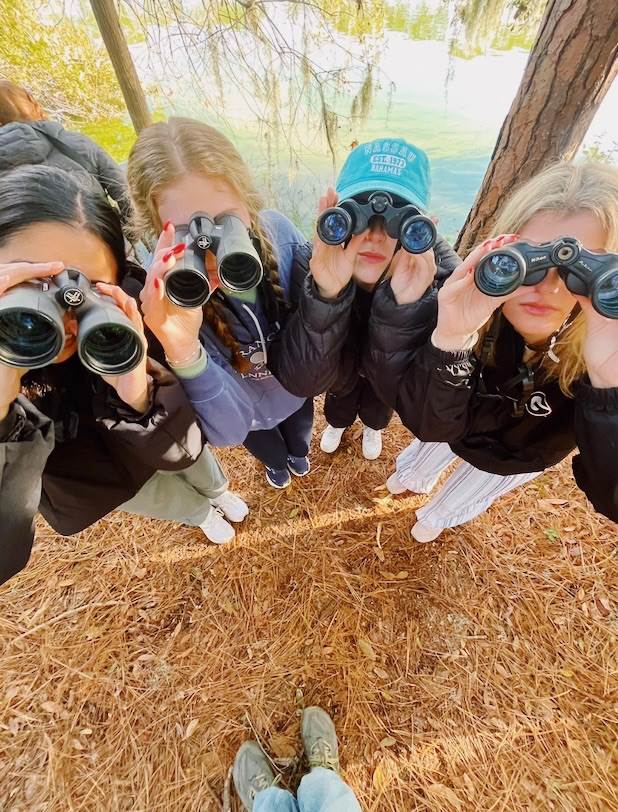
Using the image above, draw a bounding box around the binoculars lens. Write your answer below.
[165,270,211,308]
[595,271,618,319]
[80,324,143,375]
[400,217,436,254]
[477,252,523,296]
[0,309,62,367]
[219,254,263,292]
[318,209,351,245]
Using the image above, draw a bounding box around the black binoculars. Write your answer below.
[0,268,145,373]
[474,236,618,319]
[165,212,263,308]
[316,191,437,254]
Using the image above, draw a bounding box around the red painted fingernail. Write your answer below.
[163,220,172,231]
[162,250,173,262]
[154,278,160,290]
[172,242,186,255]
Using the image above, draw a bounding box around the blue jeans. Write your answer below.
[253,767,362,812]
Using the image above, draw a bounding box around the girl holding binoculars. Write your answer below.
[366,162,618,540]
[127,117,314,489]
[0,165,256,584]
[273,138,460,460]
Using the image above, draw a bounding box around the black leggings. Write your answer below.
[324,378,393,431]
[243,398,314,469]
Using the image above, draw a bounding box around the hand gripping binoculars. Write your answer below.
[316,191,437,254]
[0,268,145,373]
[165,212,263,308]
[474,236,618,318]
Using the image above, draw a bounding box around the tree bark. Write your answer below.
[89,0,152,133]
[455,0,618,256]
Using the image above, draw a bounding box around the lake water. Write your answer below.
[83,0,618,242]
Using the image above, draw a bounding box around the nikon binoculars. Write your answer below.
[0,268,145,373]
[165,212,263,308]
[474,237,618,318]
[316,191,437,254]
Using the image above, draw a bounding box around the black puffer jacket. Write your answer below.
[366,297,618,523]
[269,236,462,397]
[0,120,131,224]
[0,271,205,586]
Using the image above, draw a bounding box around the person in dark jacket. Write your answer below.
[0,79,131,226]
[0,166,251,585]
[269,138,461,460]
[128,118,313,489]
[366,162,618,541]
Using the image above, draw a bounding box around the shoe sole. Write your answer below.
[287,464,311,477]
[219,510,250,523]
[362,449,382,460]
[320,441,341,453]
[266,475,291,489]
[204,535,235,544]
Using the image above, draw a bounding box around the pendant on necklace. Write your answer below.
[547,335,560,363]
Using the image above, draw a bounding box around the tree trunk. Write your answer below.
[455,0,618,256]
[89,0,152,133]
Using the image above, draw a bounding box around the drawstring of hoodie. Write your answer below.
[242,304,269,366]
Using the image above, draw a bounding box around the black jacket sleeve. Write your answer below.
[268,243,357,397]
[363,233,462,407]
[572,382,618,522]
[363,280,440,410]
[92,358,205,472]
[366,284,478,439]
[0,398,55,586]
[433,235,463,280]
[392,340,479,441]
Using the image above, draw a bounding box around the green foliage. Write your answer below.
[582,141,618,165]
[451,0,546,58]
[385,0,450,40]
[0,0,124,119]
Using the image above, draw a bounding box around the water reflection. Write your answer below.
[83,0,616,240]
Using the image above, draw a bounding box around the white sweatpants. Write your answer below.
[394,439,543,530]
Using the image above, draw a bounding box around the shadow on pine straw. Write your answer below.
[0,409,616,811]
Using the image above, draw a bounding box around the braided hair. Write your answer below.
[127,117,288,372]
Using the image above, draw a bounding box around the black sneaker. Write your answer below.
[301,706,340,772]
[233,741,277,811]
[287,455,311,477]
[265,466,292,489]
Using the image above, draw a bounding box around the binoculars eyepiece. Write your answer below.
[0,268,145,373]
[474,237,618,319]
[316,191,437,255]
[164,212,264,308]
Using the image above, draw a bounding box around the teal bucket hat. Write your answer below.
[336,138,431,210]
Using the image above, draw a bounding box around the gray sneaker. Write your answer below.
[301,706,340,772]
[233,741,277,810]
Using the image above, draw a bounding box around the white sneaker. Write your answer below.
[320,424,346,453]
[199,507,236,544]
[411,521,442,543]
[362,426,383,460]
[386,472,408,494]
[212,491,249,523]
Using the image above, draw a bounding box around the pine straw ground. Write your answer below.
[0,408,616,812]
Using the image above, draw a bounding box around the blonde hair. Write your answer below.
[0,80,45,125]
[127,117,285,372]
[476,161,618,396]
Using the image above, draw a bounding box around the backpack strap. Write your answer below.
[29,123,113,200]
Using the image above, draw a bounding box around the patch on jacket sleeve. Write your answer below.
[438,359,476,388]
